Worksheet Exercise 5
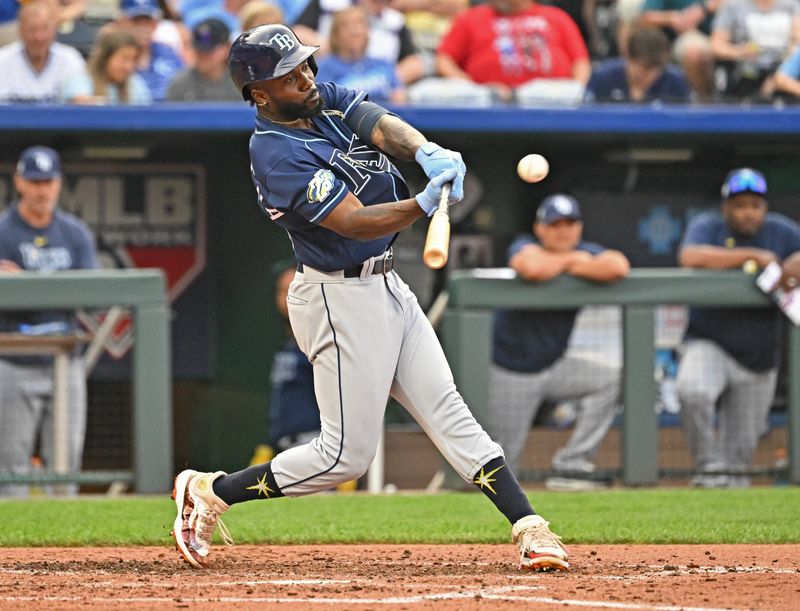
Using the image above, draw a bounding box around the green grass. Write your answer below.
[1,488,799,547]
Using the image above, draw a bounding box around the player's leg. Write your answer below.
[387,274,567,571]
[718,364,777,487]
[676,339,728,485]
[0,361,46,497]
[40,356,87,496]
[487,364,546,475]
[546,355,620,476]
[172,274,402,567]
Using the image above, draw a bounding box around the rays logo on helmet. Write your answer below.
[269,33,294,50]
[307,169,335,203]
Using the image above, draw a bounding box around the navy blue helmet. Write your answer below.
[227,24,319,101]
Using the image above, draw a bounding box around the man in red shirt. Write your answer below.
[436,0,590,101]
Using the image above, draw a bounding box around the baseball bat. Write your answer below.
[423,184,451,270]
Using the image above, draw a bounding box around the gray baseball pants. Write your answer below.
[488,355,620,474]
[676,339,777,481]
[274,264,503,496]
[0,357,87,497]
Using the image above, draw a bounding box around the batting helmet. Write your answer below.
[227,24,319,101]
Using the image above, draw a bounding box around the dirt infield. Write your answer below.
[0,544,797,610]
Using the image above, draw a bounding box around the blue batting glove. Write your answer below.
[416,168,458,217]
[415,142,466,203]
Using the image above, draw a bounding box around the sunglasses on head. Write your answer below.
[724,171,767,197]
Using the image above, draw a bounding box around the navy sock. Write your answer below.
[212,461,285,505]
[473,456,534,525]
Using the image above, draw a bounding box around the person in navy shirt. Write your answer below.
[171,24,571,573]
[584,27,692,103]
[0,146,99,497]
[489,194,630,490]
[677,168,800,488]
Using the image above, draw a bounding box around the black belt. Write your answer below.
[297,251,394,278]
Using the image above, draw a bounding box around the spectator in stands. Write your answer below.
[388,0,467,79]
[436,0,591,103]
[294,0,424,85]
[638,0,718,99]
[0,146,99,497]
[60,28,152,103]
[115,0,185,101]
[153,0,193,64]
[0,0,88,47]
[0,1,86,103]
[315,6,406,103]
[677,168,800,487]
[166,17,240,101]
[488,194,629,490]
[584,26,692,102]
[238,0,283,31]
[710,0,800,100]
[774,44,800,99]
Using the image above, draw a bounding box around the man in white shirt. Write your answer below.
[0,0,85,103]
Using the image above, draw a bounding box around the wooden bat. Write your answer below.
[423,183,451,270]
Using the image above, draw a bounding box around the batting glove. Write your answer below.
[415,142,466,203]
[416,168,458,217]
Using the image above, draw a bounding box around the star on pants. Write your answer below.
[473,464,504,495]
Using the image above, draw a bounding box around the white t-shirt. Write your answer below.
[0,40,86,103]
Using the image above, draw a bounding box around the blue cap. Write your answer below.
[193,18,230,51]
[721,168,767,199]
[119,0,161,18]
[536,194,581,224]
[16,146,61,180]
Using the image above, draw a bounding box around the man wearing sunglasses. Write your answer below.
[676,168,800,488]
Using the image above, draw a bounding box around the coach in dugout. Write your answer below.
[488,194,630,491]
[0,146,99,497]
[677,168,800,488]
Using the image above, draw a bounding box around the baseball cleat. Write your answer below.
[171,469,233,568]
[512,514,569,571]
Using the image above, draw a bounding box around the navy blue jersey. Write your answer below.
[269,337,322,448]
[681,211,800,371]
[493,236,605,373]
[249,82,410,271]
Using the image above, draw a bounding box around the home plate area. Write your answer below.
[0,544,797,610]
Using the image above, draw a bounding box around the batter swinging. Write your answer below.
[171,24,569,572]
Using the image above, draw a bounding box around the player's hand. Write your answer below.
[414,142,466,203]
[416,168,458,217]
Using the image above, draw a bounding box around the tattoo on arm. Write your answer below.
[371,114,427,160]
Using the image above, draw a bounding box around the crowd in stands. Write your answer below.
[1,0,799,105]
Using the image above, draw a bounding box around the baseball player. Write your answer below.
[489,195,630,490]
[171,24,569,572]
[0,146,99,497]
[677,168,800,487]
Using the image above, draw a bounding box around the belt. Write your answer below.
[297,250,394,278]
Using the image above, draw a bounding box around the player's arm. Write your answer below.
[566,249,630,282]
[510,245,583,282]
[679,245,779,269]
[0,259,22,273]
[319,191,425,241]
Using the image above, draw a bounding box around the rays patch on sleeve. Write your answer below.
[307,169,336,204]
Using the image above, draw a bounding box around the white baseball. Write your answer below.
[517,154,549,183]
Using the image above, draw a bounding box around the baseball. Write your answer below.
[517,154,549,183]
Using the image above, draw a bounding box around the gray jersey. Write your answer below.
[166,68,242,102]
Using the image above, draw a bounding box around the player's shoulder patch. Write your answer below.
[307,169,336,204]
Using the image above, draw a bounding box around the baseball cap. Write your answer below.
[16,146,61,180]
[192,18,231,51]
[536,194,581,224]
[721,168,767,199]
[119,0,161,19]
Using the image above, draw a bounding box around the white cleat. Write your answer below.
[512,514,570,571]
[171,469,233,568]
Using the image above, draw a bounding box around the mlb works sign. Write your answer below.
[0,164,209,375]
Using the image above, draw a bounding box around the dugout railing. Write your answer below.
[0,270,172,493]
[442,268,800,486]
